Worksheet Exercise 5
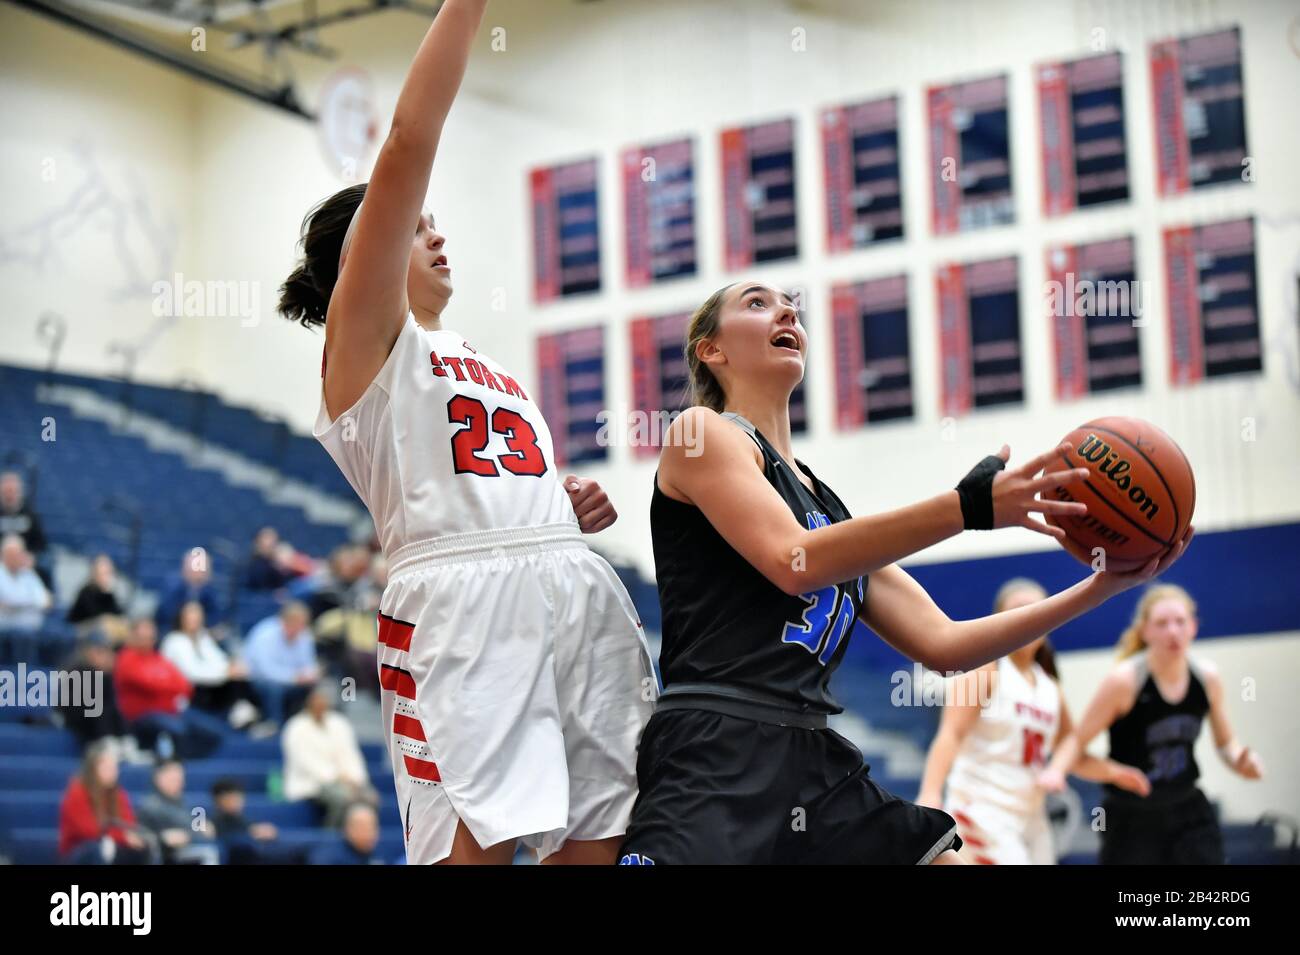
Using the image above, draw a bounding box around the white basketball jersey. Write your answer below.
[947,656,1061,816]
[314,313,576,555]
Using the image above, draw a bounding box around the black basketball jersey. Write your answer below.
[1106,656,1208,805]
[651,413,867,714]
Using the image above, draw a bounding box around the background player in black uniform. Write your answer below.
[1046,584,1263,864]
[618,281,1194,865]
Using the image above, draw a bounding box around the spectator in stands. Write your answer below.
[59,740,154,864]
[282,683,378,827]
[0,471,48,578]
[161,601,257,728]
[307,802,383,865]
[313,553,386,688]
[243,601,320,726]
[0,533,52,664]
[210,777,308,865]
[154,547,223,633]
[137,758,220,865]
[244,526,309,591]
[57,630,126,750]
[304,544,370,620]
[67,554,129,644]
[115,616,226,759]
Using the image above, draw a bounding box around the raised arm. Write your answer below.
[325,0,489,416]
[658,408,1090,596]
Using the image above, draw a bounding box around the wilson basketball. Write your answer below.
[1044,417,1196,572]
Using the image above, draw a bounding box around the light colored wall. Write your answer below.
[3,0,1298,576]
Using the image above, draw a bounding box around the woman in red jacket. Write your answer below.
[114,617,227,758]
[59,740,154,864]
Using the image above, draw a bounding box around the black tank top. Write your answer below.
[1106,656,1208,805]
[651,414,867,714]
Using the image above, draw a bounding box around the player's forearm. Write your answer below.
[1045,733,1082,776]
[1070,753,1120,784]
[390,0,488,154]
[943,575,1107,672]
[917,729,961,804]
[791,490,964,591]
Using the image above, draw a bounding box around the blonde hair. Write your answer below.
[684,284,734,412]
[1116,584,1197,659]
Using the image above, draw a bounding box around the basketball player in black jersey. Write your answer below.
[1046,584,1263,864]
[617,281,1195,865]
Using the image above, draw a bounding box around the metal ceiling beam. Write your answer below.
[8,0,313,119]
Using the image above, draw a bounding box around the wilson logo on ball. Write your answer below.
[1077,433,1159,522]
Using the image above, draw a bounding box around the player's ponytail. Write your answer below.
[1115,583,1197,659]
[684,284,732,412]
[277,182,368,329]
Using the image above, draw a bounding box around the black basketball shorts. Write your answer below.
[618,708,962,865]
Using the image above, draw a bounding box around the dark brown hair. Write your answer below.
[277,183,368,329]
[79,740,126,828]
[684,283,734,412]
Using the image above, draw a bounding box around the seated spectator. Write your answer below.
[210,778,307,865]
[67,554,129,644]
[161,601,257,727]
[154,547,223,634]
[244,602,320,727]
[137,758,220,865]
[0,533,52,664]
[59,740,154,864]
[115,617,226,759]
[313,553,386,691]
[304,545,370,620]
[0,471,50,586]
[283,684,378,827]
[244,526,310,591]
[308,803,383,865]
[57,630,126,750]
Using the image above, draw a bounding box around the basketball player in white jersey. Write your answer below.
[276,0,654,864]
[917,578,1149,864]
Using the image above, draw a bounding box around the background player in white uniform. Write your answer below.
[276,0,654,864]
[918,578,1148,864]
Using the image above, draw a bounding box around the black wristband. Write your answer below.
[955,454,1006,530]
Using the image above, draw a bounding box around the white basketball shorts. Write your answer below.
[376,522,657,864]
[946,788,1056,865]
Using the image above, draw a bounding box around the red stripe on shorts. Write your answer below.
[404,755,441,782]
[379,665,416,699]
[377,614,414,652]
[393,713,426,742]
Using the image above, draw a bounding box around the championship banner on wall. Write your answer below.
[1150,27,1249,197]
[628,310,692,459]
[830,275,913,430]
[821,95,904,252]
[530,158,601,303]
[1037,52,1129,216]
[720,118,798,270]
[1045,236,1141,401]
[927,74,1014,235]
[1163,217,1261,386]
[621,138,697,288]
[536,325,607,465]
[936,257,1022,416]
